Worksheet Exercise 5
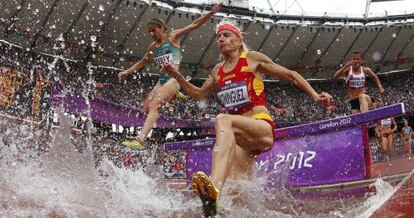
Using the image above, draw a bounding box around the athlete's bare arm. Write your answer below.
[333,61,352,80]
[392,118,397,132]
[169,3,222,46]
[160,63,217,100]
[118,43,155,79]
[247,51,332,106]
[376,122,382,137]
[364,67,385,95]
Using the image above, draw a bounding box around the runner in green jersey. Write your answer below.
[118,3,222,148]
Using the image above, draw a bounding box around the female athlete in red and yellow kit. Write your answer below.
[161,22,332,217]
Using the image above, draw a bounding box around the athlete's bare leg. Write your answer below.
[388,134,394,160]
[364,94,372,109]
[381,136,390,161]
[139,79,180,140]
[359,94,370,113]
[211,114,273,192]
[407,139,412,159]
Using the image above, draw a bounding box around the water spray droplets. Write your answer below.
[57,33,65,42]
[91,35,97,47]
[98,4,105,12]
[372,51,382,62]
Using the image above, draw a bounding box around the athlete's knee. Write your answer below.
[148,100,161,111]
[358,95,366,103]
[143,102,150,112]
[215,114,232,127]
[263,136,274,148]
[365,94,371,102]
[216,113,231,122]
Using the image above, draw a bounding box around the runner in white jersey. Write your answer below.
[400,119,413,160]
[333,51,385,114]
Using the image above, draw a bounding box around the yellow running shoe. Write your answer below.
[121,140,144,149]
[175,91,187,102]
[192,171,220,217]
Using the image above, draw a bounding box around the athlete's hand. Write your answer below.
[314,92,333,108]
[160,63,178,76]
[118,70,130,80]
[379,87,385,96]
[211,2,223,14]
[345,61,352,67]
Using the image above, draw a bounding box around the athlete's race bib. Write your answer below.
[403,127,412,135]
[217,81,251,111]
[381,118,392,127]
[348,77,365,88]
[154,49,173,66]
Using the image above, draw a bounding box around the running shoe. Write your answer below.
[121,140,144,149]
[175,91,187,102]
[192,171,220,217]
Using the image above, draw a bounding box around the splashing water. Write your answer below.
[0,113,199,217]
[0,113,399,217]
[0,115,289,217]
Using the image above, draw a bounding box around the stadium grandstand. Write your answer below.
[0,0,413,217]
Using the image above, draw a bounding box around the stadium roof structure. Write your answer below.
[0,0,413,79]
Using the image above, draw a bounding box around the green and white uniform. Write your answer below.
[152,39,182,85]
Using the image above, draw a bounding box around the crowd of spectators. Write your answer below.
[86,59,414,125]
[1,42,413,125]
